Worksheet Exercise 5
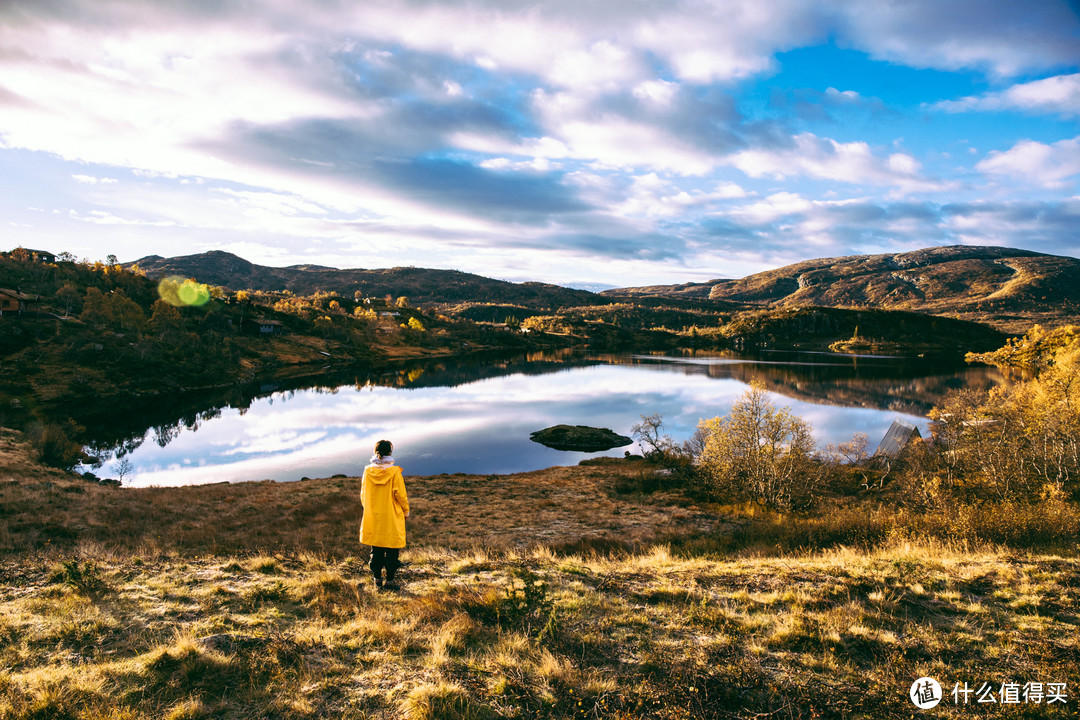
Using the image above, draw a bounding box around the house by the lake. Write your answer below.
[873,419,923,460]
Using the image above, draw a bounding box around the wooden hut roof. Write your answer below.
[873,419,922,459]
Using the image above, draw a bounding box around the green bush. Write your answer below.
[464,566,556,639]
[49,558,110,596]
[27,422,85,470]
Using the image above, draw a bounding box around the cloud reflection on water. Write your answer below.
[119,355,982,487]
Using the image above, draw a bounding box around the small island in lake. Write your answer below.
[529,424,633,452]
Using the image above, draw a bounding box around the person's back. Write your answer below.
[359,440,409,589]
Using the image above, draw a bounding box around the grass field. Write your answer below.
[2,430,1079,719]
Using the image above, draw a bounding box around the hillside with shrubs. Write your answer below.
[0,249,563,469]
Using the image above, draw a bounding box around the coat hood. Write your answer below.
[364,464,399,485]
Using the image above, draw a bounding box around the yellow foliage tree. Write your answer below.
[697,385,819,510]
[931,337,1080,498]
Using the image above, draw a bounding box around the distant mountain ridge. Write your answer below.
[128,246,1080,332]
[607,245,1080,330]
[128,251,599,308]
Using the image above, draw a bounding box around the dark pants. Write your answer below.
[369,546,400,582]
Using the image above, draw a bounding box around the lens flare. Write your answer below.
[158,276,211,307]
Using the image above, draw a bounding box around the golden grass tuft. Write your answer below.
[402,681,491,720]
[162,697,209,720]
[428,612,482,668]
[247,556,283,574]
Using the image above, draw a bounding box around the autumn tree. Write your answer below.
[353,306,377,324]
[697,385,819,510]
[78,288,145,332]
[55,283,82,316]
[79,287,112,329]
[930,336,1080,499]
[148,299,184,340]
[109,291,146,332]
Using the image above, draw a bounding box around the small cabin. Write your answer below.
[242,317,284,336]
[0,288,37,315]
[873,419,923,460]
[2,248,55,264]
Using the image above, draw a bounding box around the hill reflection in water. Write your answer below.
[83,349,1007,487]
[617,349,1009,417]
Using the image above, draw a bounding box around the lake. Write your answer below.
[84,349,1008,487]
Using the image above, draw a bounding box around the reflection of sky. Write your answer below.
[119,359,932,487]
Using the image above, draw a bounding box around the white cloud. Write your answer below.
[0,17,361,186]
[632,80,679,106]
[977,137,1080,188]
[841,0,1080,77]
[72,174,118,184]
[728,133,945,194]
[549,40,642,91]
[732,192,815,224]
[329,0,818,86]
[479,157,562,172]
[934,73,1080,117]
[68,209,176,227]
[616,173,750,218]
[939,200,1080,252]
[210,189,329,218]
[824,87,861,103]
[554,116,717,175]
[460,89,725,175]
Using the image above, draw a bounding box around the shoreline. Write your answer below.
[0,432,707,557]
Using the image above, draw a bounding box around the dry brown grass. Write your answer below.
[3,430,1080,718]
[0,433,710,558]
[1,541,1078,719]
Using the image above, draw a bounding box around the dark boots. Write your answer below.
[369,546,401,590]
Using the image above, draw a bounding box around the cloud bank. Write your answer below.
[0,0,1078,284]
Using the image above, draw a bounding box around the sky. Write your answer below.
[1,0,1079,289]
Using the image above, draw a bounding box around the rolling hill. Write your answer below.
[128,251,600,309]
[608,245,1080,331]
[127,245,1080,333]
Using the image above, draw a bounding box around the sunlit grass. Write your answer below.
[3,431,1079,718]
[1,540,1079,718]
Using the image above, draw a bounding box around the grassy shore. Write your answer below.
[2,431,1079,719]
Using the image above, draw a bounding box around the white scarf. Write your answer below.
[369,454,395,466]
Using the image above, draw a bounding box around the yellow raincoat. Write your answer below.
[359,464,409,548]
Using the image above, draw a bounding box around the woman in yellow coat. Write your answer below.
[360,439,410,589]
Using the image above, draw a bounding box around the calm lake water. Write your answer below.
[86,349,1008,487]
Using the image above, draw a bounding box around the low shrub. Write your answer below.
[49,558,110,596]
[26,421,85,470]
